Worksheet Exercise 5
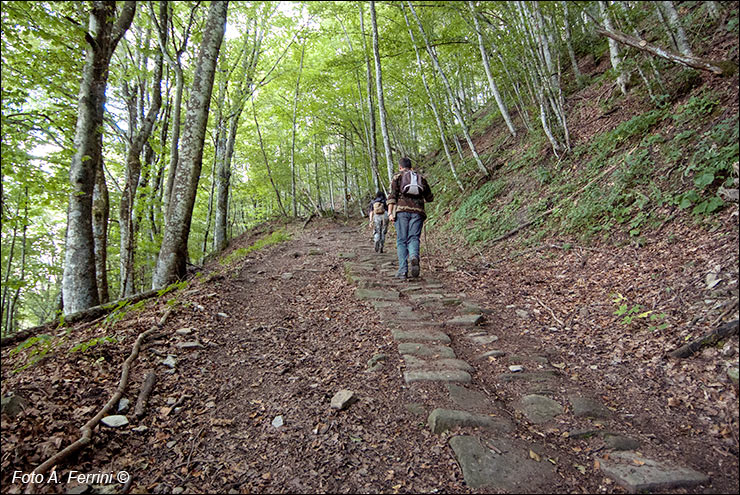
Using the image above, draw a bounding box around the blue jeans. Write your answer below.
[395,211,423,275]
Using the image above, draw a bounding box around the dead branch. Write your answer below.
[27,307,175,482]
[2,289,161,348]
[134,371,157,419]
[593,26,736,76]
[668,319,739,358]
[534,296,565,327]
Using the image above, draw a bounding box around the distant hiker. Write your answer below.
[369,191,389,253]
[388,157,433,279]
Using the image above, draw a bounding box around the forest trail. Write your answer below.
[2,216,737,494]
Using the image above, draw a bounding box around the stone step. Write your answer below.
[446,314,484,327]
[598,451,710,492]
[402,354,473,372]
[448,435,556,492]
[355,288,400,301]
[397,342,456,359]
[427,408,514,435]
[391,329,450,343]
[404,369,471,384]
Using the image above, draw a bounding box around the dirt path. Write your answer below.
[1,217,737,494]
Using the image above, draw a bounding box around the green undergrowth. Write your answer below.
[427,85,738,250]
[220,229,292,266]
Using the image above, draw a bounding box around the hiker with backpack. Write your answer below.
[387,157,434,279]
[368,191,389,253]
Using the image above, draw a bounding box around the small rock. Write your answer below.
[172,488,184,495]
[132,425,148,433]
[205,401,216,408]
[281,272,293,280]
[117,398,130,413]
[728,367,739,386]
[1,394,27,417]
[272,415,284,428]
[162,355,177,368]
[604,434,641,451]
[509,365,524,372]
[722,342,735,358]
[100,415,129,428]
[176,341,204,350]
[515,309,529,319]
[166,440,177,448]
[175,327,193,335]
[331,389,358,410]
[217,312,229,318]
[480,350,506,359]
[167,397,177,405]
[367,353,387,369]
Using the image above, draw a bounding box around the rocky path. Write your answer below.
[2,219,728,494]
[340,224,713,493]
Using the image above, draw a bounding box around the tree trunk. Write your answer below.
[290,43,305,217]
[253,100,287,217]
[468,1,516,138]
[407,1,488,176]
[401,3,464,192]
[599,1,628,95]
[63,1,136,315]
[359,5,381,191]
[92,161,109,303]
[562,1,583,80]
[152,0,228,289]
[370,1,394,185]
[120,6,165,297]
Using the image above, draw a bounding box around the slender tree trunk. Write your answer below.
[202,152,218,258]
[63,1,136,314]
[401,4,464,192]
[407,1,488,176]
[290,43,305,217]
[468,1,516,138]
[253,100,287,217]
[370,1,394,185]
[92,161,109,303]
[153,0,228,289]
[359,5,381,190]
[120,6,165,296]
[599,1,628,95]
[562,1,583,80]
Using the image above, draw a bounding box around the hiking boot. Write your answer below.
[374,240,380,252]
[394,270,407,280]
[409,256,420,278]
[379,243,384,253]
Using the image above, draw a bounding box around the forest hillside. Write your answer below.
[1,1,739,494]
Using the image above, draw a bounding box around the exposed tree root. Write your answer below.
[134,371,157,419]
[26,307,174,485]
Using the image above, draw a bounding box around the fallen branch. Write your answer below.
[668,319,739,358]
[2,289,161,348]
[535,296,565,328]
[134,371,157,419]
[302,213,316,229]
[594,26,736,76]
[27,307,175,483]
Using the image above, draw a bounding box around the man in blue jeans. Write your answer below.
[387,157,434,279]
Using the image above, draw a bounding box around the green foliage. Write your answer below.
[69,335,117,354]
[611,293,668,331]
[221,230,293,265]
[157,280,189,298]
[672,91,720,125]
[9,334,60,372]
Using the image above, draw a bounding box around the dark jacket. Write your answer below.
[387,169,434,220]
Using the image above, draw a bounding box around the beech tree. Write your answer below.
[152,0,228,289]
[62,1,136,314]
